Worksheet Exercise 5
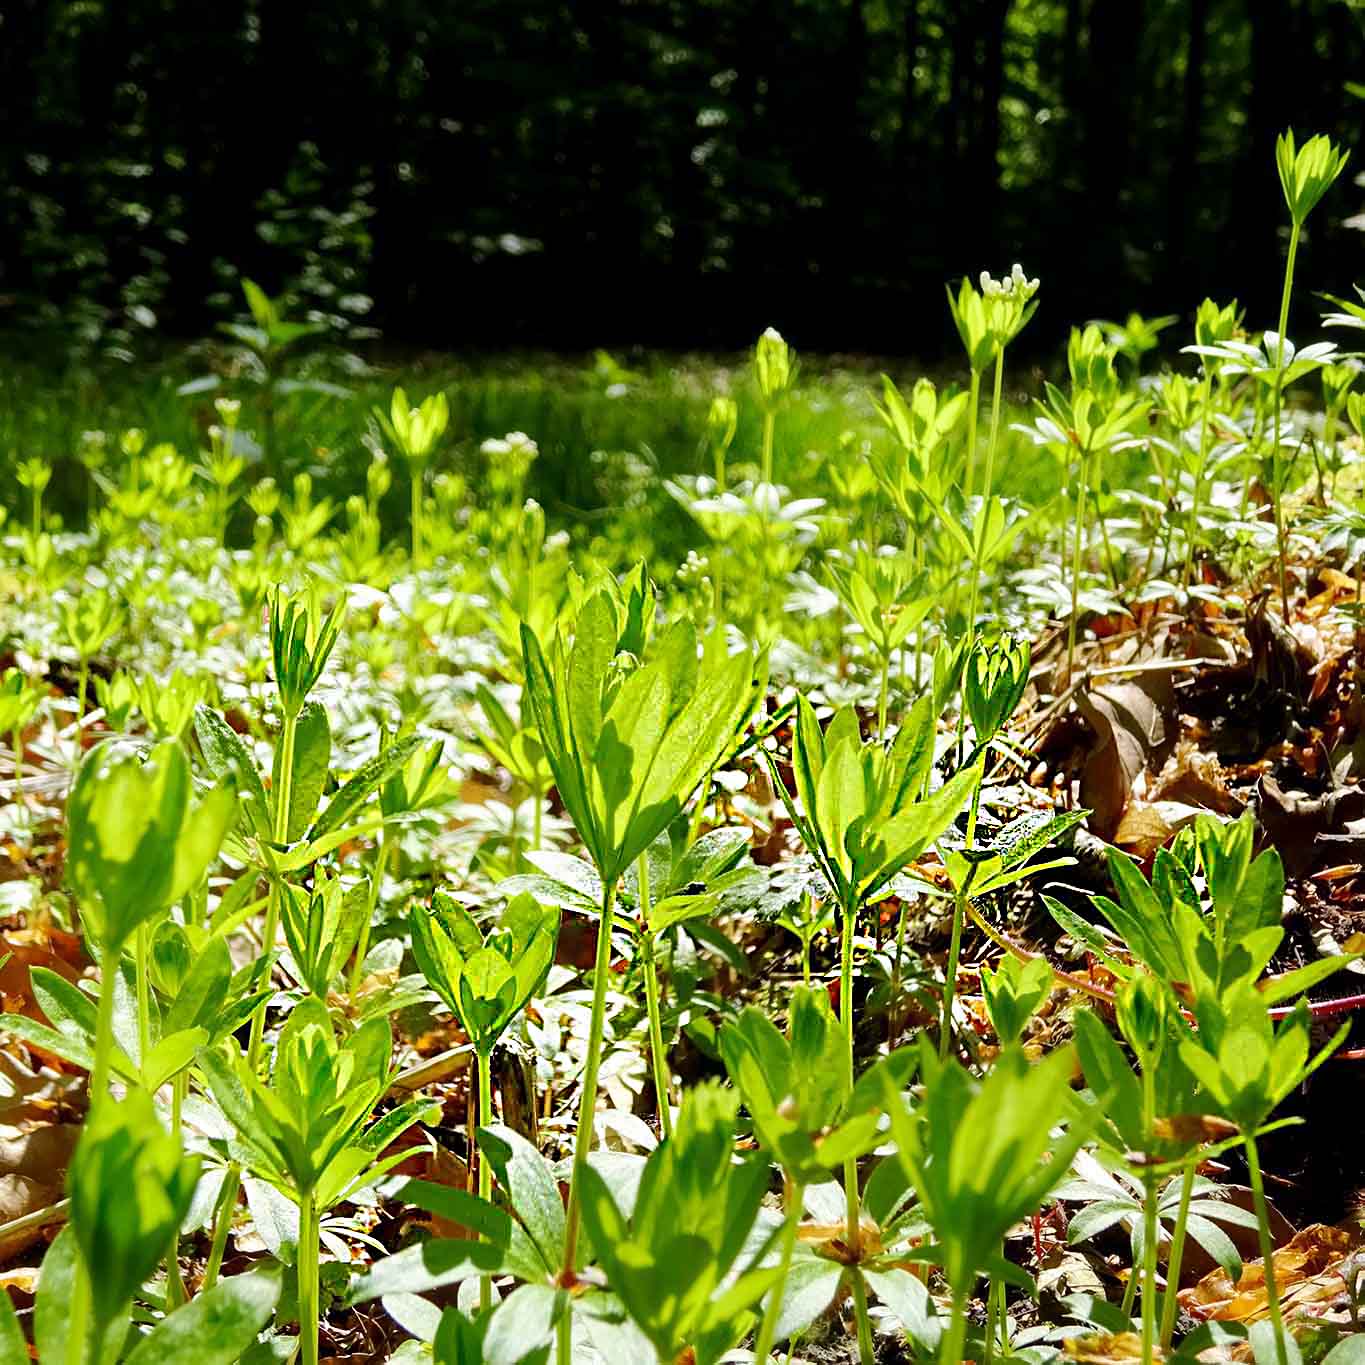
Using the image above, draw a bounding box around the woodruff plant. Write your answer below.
[410,890,559,1308]
[519,567,766,1362]
[763,694,978,1359]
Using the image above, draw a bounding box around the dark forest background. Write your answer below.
[2,0,1364,362]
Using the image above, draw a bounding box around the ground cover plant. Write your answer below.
[7,128,1365,1365]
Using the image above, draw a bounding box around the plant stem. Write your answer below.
[247,706,298,1071]
[1246,1132,1289,1365]
[166,1070,190,1309]
[751,1183,802,1365]
[1140,1172,1159,1365]
[477,1044,494,1312]
[889,897,911,1045]
[1159,1161,1196,1348]
[983,347,1006,506]
[560,877,618,1284]
[91,945,117,1110]
[839,904,861,1254]
[964,369,982,501]
[1183,377,1213,589]
[410,463,423,567]
[202,1161,239,1291]
[640,934,672,1138]
[939,840,980,1062]
[942,1290,968,1365]
[1066,448,1091,683]
[348,828,388,1001]
[1270,221,1301,621]
[135,920,153,1074]
[984,1269,999,1365]
[761,409,776,487]
[877,649,890,744]
[298,1189,320,1365]
[850,1270,876,1365]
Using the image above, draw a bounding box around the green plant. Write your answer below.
[1268,130,1350,615]
[520,573,766,1347]
[60,586,125,726]
[376,386,449,565]
[0,666,44,811]
[885,1040,1098,1365]
[576,1082,777,1365]
[762,694,979,1358]
[201,998,435,1365]
[410,889,559,1307]
[754,328,795,485]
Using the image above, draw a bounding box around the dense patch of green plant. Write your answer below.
[3,127,1365,1365]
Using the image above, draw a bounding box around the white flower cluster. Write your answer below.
[480,431,539,460]
[979,263,1040,301]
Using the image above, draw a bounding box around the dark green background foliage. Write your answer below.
[1,0,1363,358]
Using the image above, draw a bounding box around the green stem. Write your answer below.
[761,409,776,486]
[1159,1161,1196,1348]
[202,1162,240,1291]
[850,1270,876,1365]
[1140,1173,1159,1365]
[477,1045,494,1312]
[982,347,1006,506]
[641,934,672,1138]
[561,877,618,1282]
[751,1183,802,1365]
[90,944,117,1110]
[839,903,860,1254]
[889,897,911,1045]
[298,1189,320,1365]
[940,815,981,1062]
[877,649,890,744]
[166,1071,190,1309]
[411,464,423,567]
[1270,221,1301,621]
[247,707,298,1070]
[135,921,153,1075]
[1183,377,1213,589]
[1066,448,1091,683]
[942,1291,968,1365]
[1120,1248,1140,1320]
[638,857,671,1135]
[964,369,982,502]
[984,1270,999,1365]
[348,828,388,1001]
[1246,1132,1289,1365]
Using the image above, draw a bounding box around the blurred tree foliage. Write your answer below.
[1,0,1363,361]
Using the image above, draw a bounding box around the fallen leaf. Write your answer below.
[1078,675,1177,840]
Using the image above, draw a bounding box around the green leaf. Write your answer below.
[194,704,270,838]
[1322,1336,1365,1365]
[394,1180,512,1246]
[863,1267,937,1349]
[348,1239,503,1304]
[483,1283,566,1365]
[123,1267,281,1364]
[0,1285,26,1365]
[478,1124,566,1272]
[767,1254,844,1343]
[312,735,421,839]
[141,1027,208,1089]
